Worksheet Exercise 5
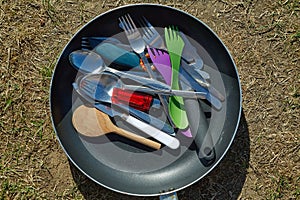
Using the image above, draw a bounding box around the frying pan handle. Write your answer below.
[159,192,178,200]
[183,98,216,167]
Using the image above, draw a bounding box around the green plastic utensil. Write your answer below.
[165,26,189,129]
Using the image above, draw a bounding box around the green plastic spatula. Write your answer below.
[165,26,189,129]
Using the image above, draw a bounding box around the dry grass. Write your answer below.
[0,0,299,199]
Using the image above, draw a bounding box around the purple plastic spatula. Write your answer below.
[147,46,192,138]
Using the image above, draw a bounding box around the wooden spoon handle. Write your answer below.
[95,109,161,150]
[115,127,161,150]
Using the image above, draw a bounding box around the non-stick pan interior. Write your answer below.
[50,4,241,196]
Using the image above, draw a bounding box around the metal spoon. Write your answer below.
[70,50,206,98]
[69,49,154,77]
[74,74,180,149]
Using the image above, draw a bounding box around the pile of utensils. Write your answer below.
[70,14,224,166]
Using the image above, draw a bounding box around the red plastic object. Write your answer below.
[112,88,153,112]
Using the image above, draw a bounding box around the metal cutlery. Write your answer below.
[137,16,209,80]
[69,49,104,74]
[69,49,164,81]
[179,32,204,70]
[73,76,180,149]
[74,73,175,135]
[69,49,179,92]
[139,16,165,50]
[180,66,222,110]
[181,60,225,101]
[145,46,223,110]
[69,49,206,98]
[119,14,174,128]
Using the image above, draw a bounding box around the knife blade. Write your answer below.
[181,60,225,102]
[179,67,223,110]
[180,32,204,68]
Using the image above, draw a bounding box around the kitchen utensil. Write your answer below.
[69,49,178,92]
[182,61,225,101]
[69,49,206,98]
[69,49,162,80]
[74,73,180,149]
[147,46,192,138]
[137,16,210,80]
[81,36,132,51]
[94,42,140,68]
[179,32,204,70]
[139,16,165,50]
[111,88,205,112]
[69,49,104,73]
[112,87,160,112]
[165,26,189,129]
[180,62,222,110]
[73,76,175,135]
[72,105,161,150]
[119,14,174,127]
[93,103,179,149]
[50,4,242,197]
[147,47,172,86]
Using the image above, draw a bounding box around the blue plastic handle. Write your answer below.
[95,43,140,69]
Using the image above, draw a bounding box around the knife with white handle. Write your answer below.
[120,113,180,150]
[95,103,180,149]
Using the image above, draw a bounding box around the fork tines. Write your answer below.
[81,37,91,49]
[119,14,138,34]
[138,17,152,39]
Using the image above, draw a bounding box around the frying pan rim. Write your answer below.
[49,3,243,197]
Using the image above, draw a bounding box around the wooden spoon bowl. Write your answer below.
[72,105,161,150]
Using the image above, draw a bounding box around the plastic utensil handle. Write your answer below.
[121,114,180,149]
[112,88,153,112]
[125,105,175,135]
[95,43,140,68]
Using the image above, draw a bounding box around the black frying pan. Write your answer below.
[50,4,242,196]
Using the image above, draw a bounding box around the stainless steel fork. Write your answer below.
[118,14,175,127]
[139,17,166,50]
[118,14,155,77]
[138,17,224,101]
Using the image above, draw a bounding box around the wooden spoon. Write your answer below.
[72,105,161,150]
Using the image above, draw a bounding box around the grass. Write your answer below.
[0,0,299,199]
